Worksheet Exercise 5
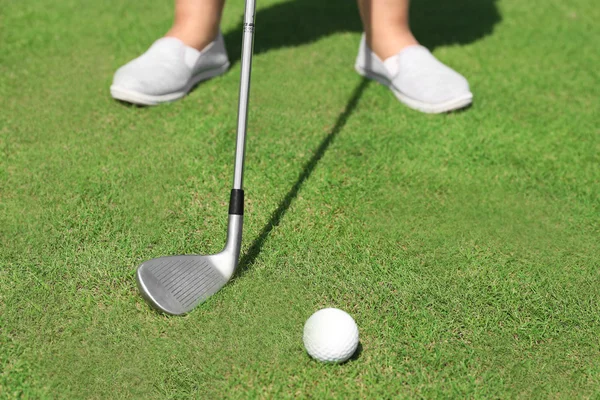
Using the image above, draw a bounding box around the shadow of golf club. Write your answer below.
[235,78,371,277]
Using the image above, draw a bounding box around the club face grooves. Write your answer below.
[136,255,228,315]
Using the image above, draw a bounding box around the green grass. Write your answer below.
[1,0,599,397]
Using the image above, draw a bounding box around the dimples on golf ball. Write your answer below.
[303,308,359,363]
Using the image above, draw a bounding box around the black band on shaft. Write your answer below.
[228,189,244,215]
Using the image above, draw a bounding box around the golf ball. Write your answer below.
[303,308,359,363]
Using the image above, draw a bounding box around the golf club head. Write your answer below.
[136,215,242,315]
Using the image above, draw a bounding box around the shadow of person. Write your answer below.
[411,0,501,50]
[224,0,500,64]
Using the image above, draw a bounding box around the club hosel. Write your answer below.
[223,214,243,267]
[224,189,244,272]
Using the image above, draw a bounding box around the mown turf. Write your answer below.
[1,0,599,398]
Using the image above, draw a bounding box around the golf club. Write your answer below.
[136,0,257,315]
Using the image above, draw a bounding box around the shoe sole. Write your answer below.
[110,62,231,106]
[355,65,473,114]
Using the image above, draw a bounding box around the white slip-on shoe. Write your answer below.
[111,33,230,106]
[355,34,473,114]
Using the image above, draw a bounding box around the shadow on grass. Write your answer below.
[230,0,500,276]
[224,0,501,64]
[236,79,371,276]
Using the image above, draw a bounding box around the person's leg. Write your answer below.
[357,0,417,60]
[166,0,225,51]
[355,0,473,113]
[111,0,229,105]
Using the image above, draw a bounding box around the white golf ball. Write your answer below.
[303,308,359,363]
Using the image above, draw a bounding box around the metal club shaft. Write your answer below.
[232,0,257,191]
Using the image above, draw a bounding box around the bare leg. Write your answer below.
[357,0,418,60]
[165,0,226,50]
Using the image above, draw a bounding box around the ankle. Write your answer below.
[165,24,219,51]
[367,30,419,60]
